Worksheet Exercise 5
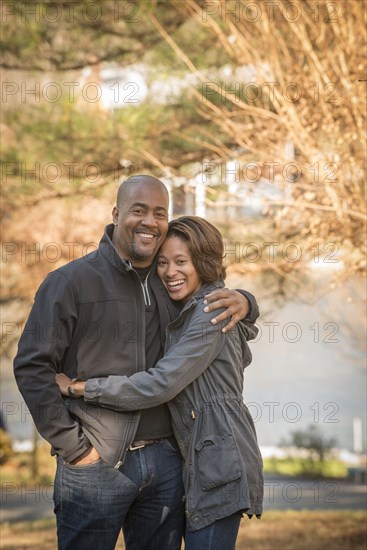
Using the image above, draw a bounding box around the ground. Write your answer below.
[0,511,365,549]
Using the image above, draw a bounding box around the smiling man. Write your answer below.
[14,175,259,550]
[112,176,169,265]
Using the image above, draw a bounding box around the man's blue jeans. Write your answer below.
[53,438,185,550]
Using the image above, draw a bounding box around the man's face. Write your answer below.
[112,182,169,267]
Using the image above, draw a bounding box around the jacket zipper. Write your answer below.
[185,409,199,519]
[114,267,147,468]
[141,271,151,306]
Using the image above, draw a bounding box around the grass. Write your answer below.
[0,512,365,549]
[236,511,366,550]
[263,457,348,478]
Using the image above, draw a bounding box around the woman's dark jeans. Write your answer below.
[185,512,242,550]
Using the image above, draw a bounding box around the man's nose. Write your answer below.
[142,211,158,227]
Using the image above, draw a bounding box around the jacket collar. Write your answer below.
[178,280,225,316]
[193,280,225,300]
[99,223,158,275]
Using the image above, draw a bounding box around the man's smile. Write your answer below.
[134,231,159,243]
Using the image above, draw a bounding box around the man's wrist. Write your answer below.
[237,289,259,323]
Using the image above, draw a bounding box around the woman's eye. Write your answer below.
[157,260,167,266]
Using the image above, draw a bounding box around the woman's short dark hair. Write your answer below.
[166,216,226,283]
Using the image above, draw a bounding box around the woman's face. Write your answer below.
[157,236,202,301]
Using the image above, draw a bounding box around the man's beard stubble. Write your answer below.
[126,242,156,262]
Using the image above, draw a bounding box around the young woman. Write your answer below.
[57,216,263,549]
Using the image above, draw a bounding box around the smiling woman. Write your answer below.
[157,238,202,301]
[157,217,226,302]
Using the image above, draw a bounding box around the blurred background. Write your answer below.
[1,1,366,548]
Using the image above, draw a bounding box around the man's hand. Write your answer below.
[69,446,101,466]
[203,289,250,333]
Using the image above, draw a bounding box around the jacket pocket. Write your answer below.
[66,397,131,466]
[194,434,241,490]
[63,458,103,469]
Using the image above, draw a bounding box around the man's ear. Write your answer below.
[112,206,119,225]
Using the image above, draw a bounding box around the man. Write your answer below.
[14,175,259,550]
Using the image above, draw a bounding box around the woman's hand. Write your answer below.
[55,373,86,397]
[203,289,250,333]
[55,373,72,396]
[56,374,97,464]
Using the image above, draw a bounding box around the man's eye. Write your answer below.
[132,209,144,214]
[157,212,168,219]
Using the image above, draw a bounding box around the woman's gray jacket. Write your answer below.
[84,281,264,531]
